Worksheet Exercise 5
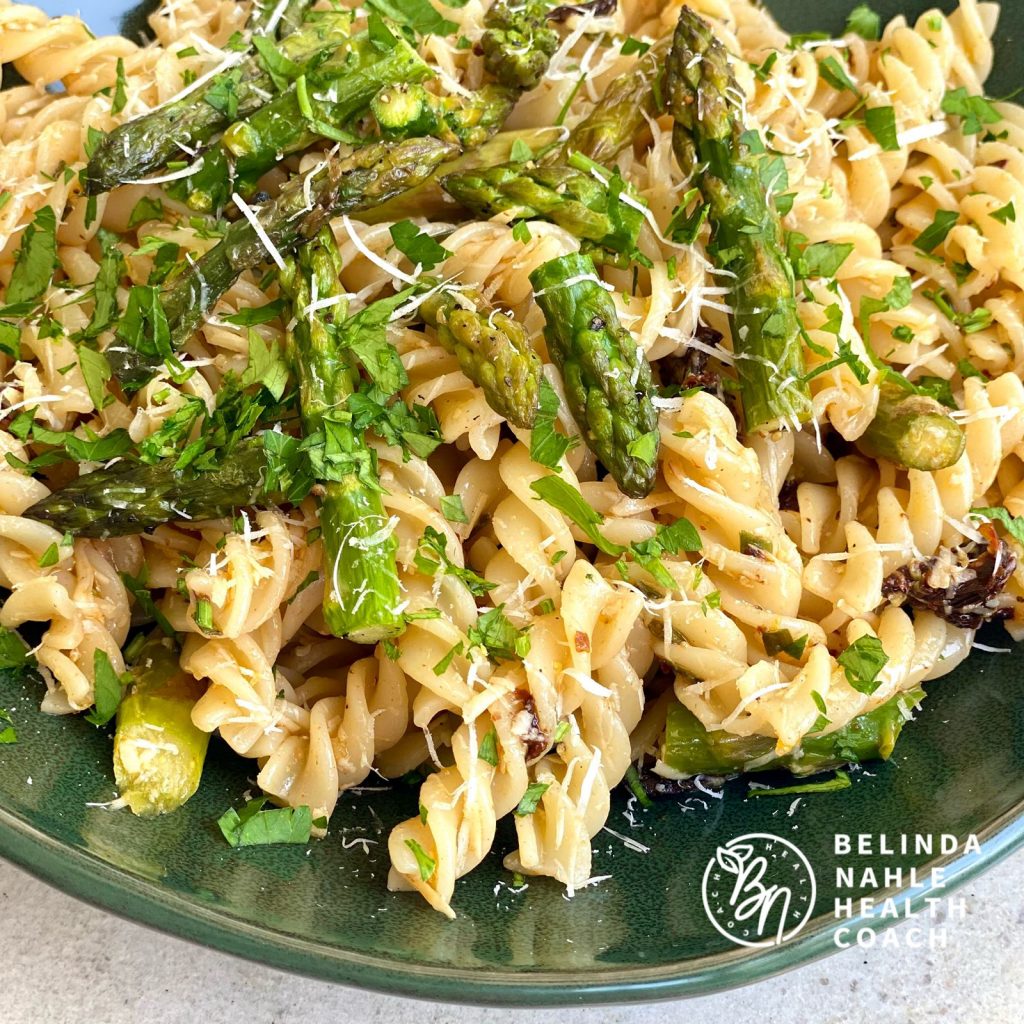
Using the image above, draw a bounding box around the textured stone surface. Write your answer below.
[3,851,1021,1024]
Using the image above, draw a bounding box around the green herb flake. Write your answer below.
[810,689,830,732]
[440,494,468,524]
[416,526,496,597]
[478,727,499,767]
[0,708,15,744]
[389,220,449,271]
[405,837,436,880]
[530,475,623,556]
[626,429,659,466]
[941,88,1001,135]
[914,209,960,253]
[510,138,534,163]
[763,628,808,660]
[818,55,859,94]
[514,782,550,816]
[84,649,124,727]
[845,4,881,40]
[217,797,314,847]
[467,605,531,663]
[837,635,889,694]
[991,201,1016,225]
[512,221,532,244]
[620,36,651,57]
[863,105,900,151]
[530,377,578,471]
[112,58,128,115]
[366,0,457,37]
[6,206,58,309]
[0,627,31,671]
[432,641,463,676]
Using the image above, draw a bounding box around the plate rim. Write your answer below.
[2,795,1022,1005]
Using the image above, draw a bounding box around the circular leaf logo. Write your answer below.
[701,832,816,948]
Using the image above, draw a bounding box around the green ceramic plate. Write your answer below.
[3,0,1024,1006]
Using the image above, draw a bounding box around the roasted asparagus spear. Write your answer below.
[661,687,924,777]
[529,252,659,497]
[419,284,543,428]
[442,152,646,266]
[480,0,559,92]
[279,229,403,643]
[82,11,354,193]
[109,136,457,390]
[24,438,271,537]
[565,37,670,164]
[113,635,210,815]
[222,31,434,186]
[368,0,558,150]
[858,383,966,471]
[667,8,812,432]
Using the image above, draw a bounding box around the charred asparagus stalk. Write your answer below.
[360,128,565,225]
[857,383,966,471]
[280,230,403,643]
[480,0,559,91]
[113,635,209,815]
[442,151,646,266]
[82,11,353,194]
[419,284,543,428]
[667,8,812,432]
[372,83,519,150]
[109,136,457,390]
[661,688,924,777]
[564,37,670,164]
[529,252,659,497]
[368,0,558,150]
[24,438,271,537]
[222,31,434,186]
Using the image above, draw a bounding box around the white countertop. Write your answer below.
[4,851,1021,1023]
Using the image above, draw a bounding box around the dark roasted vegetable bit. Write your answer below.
[881,526,1016,628]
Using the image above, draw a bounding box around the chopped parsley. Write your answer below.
[366,0,457,37]
[530,377,578,470]
[416,526,496,597]
[405,837,436,880]
[515,782,551,815]
[218,797,315,847]
[466,606,531,662]
[389,220,450,271]
[941,88,1001,135]
[844,4,881,40]
[914,209,959,253]
[863,105,900,151]
[837,635,888,694]
[478,727,499,766]
[84,649,124,727]
[440,494,468,524]
[991,201,1016,225]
